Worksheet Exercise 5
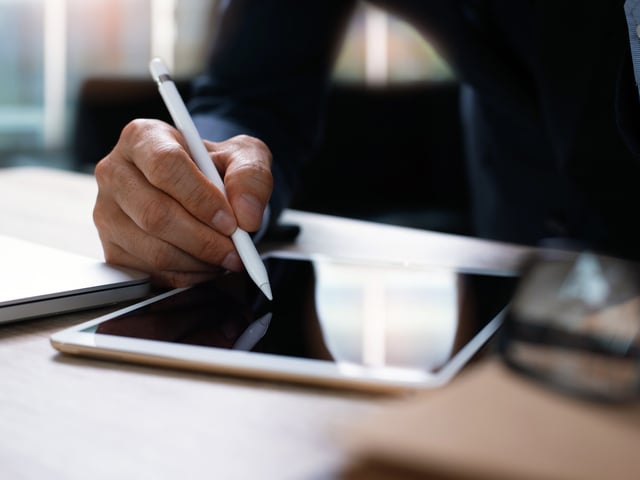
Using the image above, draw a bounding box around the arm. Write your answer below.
[92,0,354,287]
[190,0,356,223]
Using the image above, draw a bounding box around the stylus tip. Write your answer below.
[260,282,273,301]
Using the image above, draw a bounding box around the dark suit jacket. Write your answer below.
[190,0,640,259]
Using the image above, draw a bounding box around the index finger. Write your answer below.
[119,119,239,236]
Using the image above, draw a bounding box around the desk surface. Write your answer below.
[0,167,532,480]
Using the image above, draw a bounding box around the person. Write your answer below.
[93,0,640,287]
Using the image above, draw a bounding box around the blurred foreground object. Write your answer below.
[501,251,640,402]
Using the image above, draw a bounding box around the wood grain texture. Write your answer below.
[0,167,532,479]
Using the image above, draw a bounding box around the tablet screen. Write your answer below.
[86,255,517,374]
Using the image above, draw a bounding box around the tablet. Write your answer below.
[51,253,518,393]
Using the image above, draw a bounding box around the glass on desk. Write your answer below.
[500,250,640,402]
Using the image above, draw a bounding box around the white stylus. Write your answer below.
[149,57,272,301]
[232,312,272,351]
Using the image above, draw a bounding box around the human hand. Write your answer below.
[93,119,273,287]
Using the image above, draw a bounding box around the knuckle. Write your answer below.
[248,136,272,160]
[233,161,274,191]
[183,184,217,211]
[92,191,119,233]
[92,202,106,230]
[191,235,226,263]
[94,154,119,189]
[121,118,155,142]
[145,143,186,187]
[147,243,176,272]
[95,140,138,191]
[93,157,108,184]
[232,134,252,145]
[120,119,188,188]
[232,135,273,164]
[138,197,172,235]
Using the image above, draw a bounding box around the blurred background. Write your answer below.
[0,0,469,234]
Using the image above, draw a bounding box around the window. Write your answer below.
[333,3,453,86]
[0,0,451,168]
[0,0,214,165]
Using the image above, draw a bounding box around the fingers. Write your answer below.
[118,119,239,236]
[93,119,274,288]
[108,243,221,288]
[94,184,234,287]
[205,135,273,232]
[94,120,237,286]
[98,156,237,262]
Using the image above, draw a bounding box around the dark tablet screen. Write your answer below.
[88,256,518,373]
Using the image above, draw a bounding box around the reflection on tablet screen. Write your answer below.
[90,256,518,374]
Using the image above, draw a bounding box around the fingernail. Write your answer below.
[237,194,264,223]
[212,210,236,235]
[222,251,242,272]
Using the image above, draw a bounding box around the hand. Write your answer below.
[93,119,273,287]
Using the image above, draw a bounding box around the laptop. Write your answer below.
[0,234,150,324]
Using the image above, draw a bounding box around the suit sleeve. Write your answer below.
[189,0,356,226]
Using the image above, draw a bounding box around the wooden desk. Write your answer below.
[0,167,532,479]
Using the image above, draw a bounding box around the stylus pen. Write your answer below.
[149,57,273,301]
[232,312,272,351]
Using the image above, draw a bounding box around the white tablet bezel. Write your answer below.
[50,252,514,393]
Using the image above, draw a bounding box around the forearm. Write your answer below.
[188,0,356,223]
